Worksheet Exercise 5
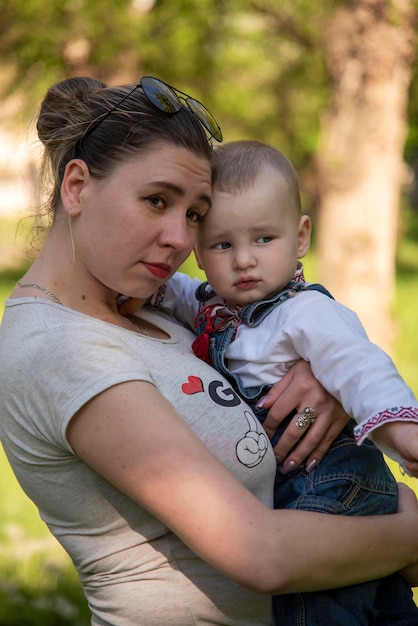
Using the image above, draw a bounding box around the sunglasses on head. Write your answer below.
[80,75,222,145]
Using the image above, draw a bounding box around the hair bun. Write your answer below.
[37,76,107,146]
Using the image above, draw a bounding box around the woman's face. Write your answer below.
[74,144,212,301]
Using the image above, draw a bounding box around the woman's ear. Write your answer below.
[297,215,311,259]
[60,159,90,216]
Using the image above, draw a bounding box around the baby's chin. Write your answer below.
[225,285,286,309]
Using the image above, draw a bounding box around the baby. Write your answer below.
[149,140,418,624]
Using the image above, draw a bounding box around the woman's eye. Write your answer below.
[214,242,231,250]
[147,195,166,209]
[256,236,272,244]
[187,209,204,224]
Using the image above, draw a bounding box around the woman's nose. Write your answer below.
[159,217,195,251]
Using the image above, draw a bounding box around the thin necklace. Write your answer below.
[17,281,150,336]
[136,321,149,336]
[126,314,149,336]
[18,281,63,305]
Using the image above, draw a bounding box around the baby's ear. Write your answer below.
[297,215,311,259]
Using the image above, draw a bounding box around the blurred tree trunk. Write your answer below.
[314,0,416,352]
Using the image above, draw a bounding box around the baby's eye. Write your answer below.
[256,236,272,244]
[214,242,231,250]
[187,209,205,224]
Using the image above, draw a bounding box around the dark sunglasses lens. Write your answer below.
[141,77,181,114]
[186,98,223,142]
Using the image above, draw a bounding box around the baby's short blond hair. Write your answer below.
[212,140,302,215]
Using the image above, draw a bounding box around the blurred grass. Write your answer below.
[1,210,418,621]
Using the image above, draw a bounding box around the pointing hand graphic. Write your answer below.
[236,411,268,467]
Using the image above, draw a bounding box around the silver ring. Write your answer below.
[295,406,317,429]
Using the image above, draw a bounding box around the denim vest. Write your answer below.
[193,280,334,425]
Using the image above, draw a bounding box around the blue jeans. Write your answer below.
[260,412,418,625]
[272,574,417,626]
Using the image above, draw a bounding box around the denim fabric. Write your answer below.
[198,283,418,625]
[201,281,324,400]
[272,419,397,515]
[264,414,418,625]
[200,283,334,403]
[272,575,417,626]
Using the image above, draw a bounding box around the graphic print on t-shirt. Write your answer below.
[236,411,269,467]
[181,375,268,468]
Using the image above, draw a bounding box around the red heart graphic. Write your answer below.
[181,376,204,395]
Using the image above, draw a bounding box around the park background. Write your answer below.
[1,0,418,623]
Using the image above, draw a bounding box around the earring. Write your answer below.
[68,210,76,263]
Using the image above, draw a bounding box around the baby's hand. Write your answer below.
[373,421,418,478]
[398,483,418,586]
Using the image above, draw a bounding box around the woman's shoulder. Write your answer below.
[1,299,156,389]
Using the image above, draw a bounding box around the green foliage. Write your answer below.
[394,208,418,388]
[0,0,143,112]
[2,0,417,171]
[0,0,333,167]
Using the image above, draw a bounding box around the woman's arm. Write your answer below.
[67,379,418,595]
[260,359,350,473]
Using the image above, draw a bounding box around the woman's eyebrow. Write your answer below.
[151,181,212,209]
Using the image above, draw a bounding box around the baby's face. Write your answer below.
[195,168,310,307]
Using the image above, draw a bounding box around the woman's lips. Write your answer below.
[144,262,172,279]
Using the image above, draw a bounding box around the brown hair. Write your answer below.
[36,76,214,220]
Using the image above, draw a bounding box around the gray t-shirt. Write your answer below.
[0,298,276,625]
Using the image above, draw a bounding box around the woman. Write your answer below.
[0,75,417,626]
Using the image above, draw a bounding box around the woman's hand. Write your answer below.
[258,360,350,474]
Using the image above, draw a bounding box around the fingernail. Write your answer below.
[306,459,317,473]
[280,460,296,475]
[275,455,282,463]
[256,395,271,409]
